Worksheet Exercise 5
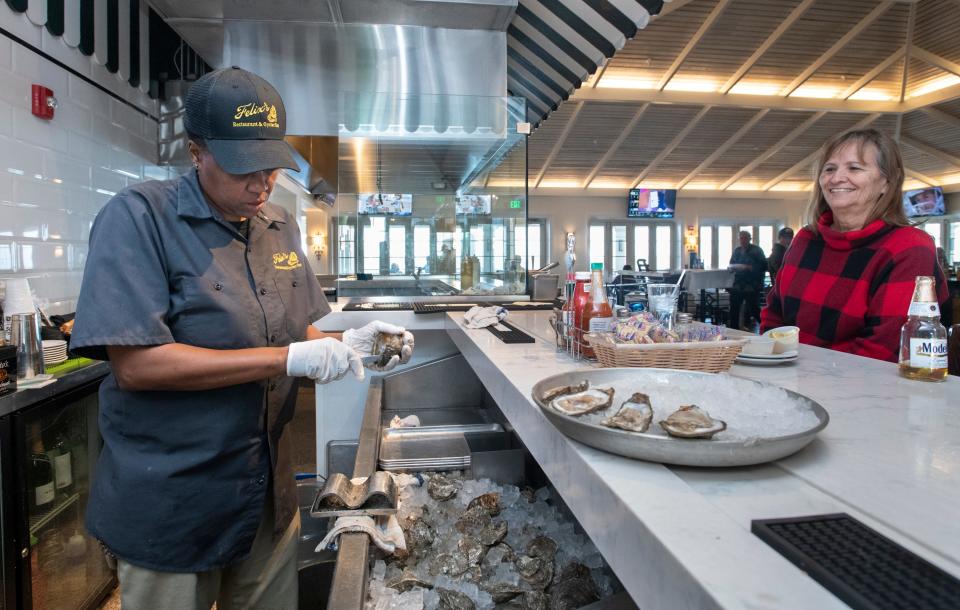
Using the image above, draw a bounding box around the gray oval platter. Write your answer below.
[531,368,829,467]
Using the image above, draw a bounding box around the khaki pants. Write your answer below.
[115,499,299,610]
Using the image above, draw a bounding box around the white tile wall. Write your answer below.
[0,25,172,316]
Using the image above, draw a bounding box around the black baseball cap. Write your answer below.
[184,66,299,175]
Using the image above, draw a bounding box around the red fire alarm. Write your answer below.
[31,84,57,120]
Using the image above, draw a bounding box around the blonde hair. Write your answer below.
[804,128,907,234]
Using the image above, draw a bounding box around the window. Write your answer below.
[634,226,650,269]
[699,226,713,270]
[528,222,543,271]
[362,217,386,274]
[717,225,733,269]
[413,225,430,271]
[758,225,774,257]
[655,225,672,270]
[612,225,627,271]
[923,222,942,249]
[337,224,356,275]
[951,221,960,264]
[589,225,605,268]
[470,225,486,271]
[493,224,506,272]
[388,225,406,274]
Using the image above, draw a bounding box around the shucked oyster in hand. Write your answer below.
[600,392,654,433]
[550,385,615,416]
[372,332,405,368]
[659,405,726,439]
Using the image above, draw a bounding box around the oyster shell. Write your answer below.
[481,543,516,575]
[385,569,433,593]
[427,474,462,501]
[455,504,492,533]
[516,554,554,590]
[540,380,589,403]
[372,332,405,368]
[525,535,557,563]
[467,492,502,516]
[437,587,476,610]
[482,582,526,604]
[548,563,599,610]
[551,387,615,416]
[403,516,435,556]
[600,393,654,433]
[659,405,726,439]
[458,536,487,566]
[518,591,549,610]
[478,520,508,546]
[432,552,470,577]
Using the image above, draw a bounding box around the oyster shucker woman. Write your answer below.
[761,128,948,362]
[71,67,413,609]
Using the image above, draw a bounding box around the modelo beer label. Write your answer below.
[909,338,948,369]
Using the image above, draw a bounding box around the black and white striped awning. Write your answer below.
[507,0,664,127]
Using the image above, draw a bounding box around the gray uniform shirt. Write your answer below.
[71,169,329,572]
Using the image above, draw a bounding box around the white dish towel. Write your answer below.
[315,515,406,554]
[463,305,507,329]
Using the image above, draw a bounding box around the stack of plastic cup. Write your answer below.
[3,279,36,343]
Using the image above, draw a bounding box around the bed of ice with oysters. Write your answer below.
[366,473,616,610]
[547,372,822,442]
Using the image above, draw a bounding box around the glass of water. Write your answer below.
[646,283,678,330]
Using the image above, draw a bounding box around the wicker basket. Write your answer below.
[587,333,747,373]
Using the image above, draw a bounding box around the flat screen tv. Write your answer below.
[455,195,492,215]
[902,186,945,218]
[358,193,413,216]
[628,189,677,218]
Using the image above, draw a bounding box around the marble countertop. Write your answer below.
[442,310,959,610]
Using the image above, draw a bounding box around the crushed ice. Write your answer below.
[365,473,615,610]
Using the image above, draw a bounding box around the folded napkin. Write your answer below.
[389,414,421,428]
[316,515,406,554]
[463,305,507,329]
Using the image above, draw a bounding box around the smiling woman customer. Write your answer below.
[761,128,949,362]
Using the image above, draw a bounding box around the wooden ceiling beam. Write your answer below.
[901,136,960,169]
[905,168,938,186]
[582,103,650,188]
[781,1,895,96]
[911,46,960,78]
[657,0,732,91]
[762,113,882,190]
[840,46,906,99]
[572,86,895,113]
[677,109,770,188]
[631,106,712,188]
[920,106,960,131]
[719,0,817,94]
[899,2,916,102]
[720,111,827,190]
[656,0,696,19]
[533,101,585,188]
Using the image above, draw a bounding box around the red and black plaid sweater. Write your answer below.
[761,211,949,363]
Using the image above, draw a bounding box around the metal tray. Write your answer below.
[531,368,829,467]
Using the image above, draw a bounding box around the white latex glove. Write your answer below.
[286,338,365,384]
[342,320,415,372]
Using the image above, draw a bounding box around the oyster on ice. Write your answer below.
[551,387,615,416]
[600,393,654,433]
[659,405,726,439]
[540,380,589,403]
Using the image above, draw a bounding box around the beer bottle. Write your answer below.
[898,276,948,382]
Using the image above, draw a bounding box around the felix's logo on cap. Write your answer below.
[233,102,280,129]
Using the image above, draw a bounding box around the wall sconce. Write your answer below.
[311,233,325,261]
[684,226,698,252]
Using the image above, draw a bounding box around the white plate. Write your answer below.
[736,354,798,366]
[737,350,798,360]
[41,339,67,349]
[18,374,55,386]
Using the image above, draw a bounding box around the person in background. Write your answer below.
[767,227,794,286]
[762,128,949,362]
[936,246,949,274]
[70,67,414,609]
[437,242,456,275]
[728,231,767,330]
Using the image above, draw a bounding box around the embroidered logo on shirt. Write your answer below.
[273,251,303,270]
[233,103,280,129]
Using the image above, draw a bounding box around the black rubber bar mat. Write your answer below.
[751,513,960,610]
[342,302,414,311]
[485,321,536,343]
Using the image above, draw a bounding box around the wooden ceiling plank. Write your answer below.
[657,0,733,91]
[572,86,900,113]
[911,46,960,78]
[719,0,817,94]
[920,106,960,131]
[901,136,960,169]
[631,105,713,187]
[762,113,882,190]
[657,0,697,19]
[720,111,827,190]
[582,103,651,187]
[841,46,906,100]
[534,102,586,187]
[899,2,916,103]
[781,1,896,97]
[905,168,937,186]
[677,109,770,188]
